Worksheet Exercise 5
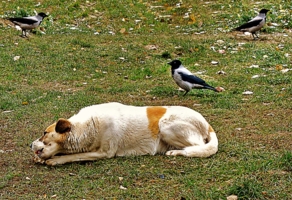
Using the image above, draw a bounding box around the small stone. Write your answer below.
[242,91,253,95]
[227,195,238,200]
[119,185,127,190]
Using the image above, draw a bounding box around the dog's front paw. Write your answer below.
[33,155,45,164]
[45,159,59,166]
[45,156,63,166]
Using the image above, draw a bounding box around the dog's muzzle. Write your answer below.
[30,141,45,156]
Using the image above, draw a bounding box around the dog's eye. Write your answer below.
[44,131,47,135]
[43,142,51,146]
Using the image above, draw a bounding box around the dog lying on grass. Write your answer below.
[31,102,218,165]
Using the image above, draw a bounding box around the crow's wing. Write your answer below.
[178,72,218,91]
[178,72,207,85]
[9,17,38,24]
[235,19,263,30]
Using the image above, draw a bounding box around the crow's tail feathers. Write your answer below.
[204,85,225,92]
[204,85,219,92]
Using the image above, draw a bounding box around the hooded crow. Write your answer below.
[234,9,269,39]
[168,60,221,96]
[8,12,48,37]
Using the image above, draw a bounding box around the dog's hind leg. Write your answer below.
[165,131,218,158]
[165,149,187,156]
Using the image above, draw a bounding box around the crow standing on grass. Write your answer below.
[8,12,48,37]
[168,60,223,96]
[233,9,269,39]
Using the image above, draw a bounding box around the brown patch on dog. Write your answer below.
[208,125,214,133]
[147,106,167,138]
[55,118,71,133]
[40,121,69,144]
[39,123,56,141]
[205,125,215,143]
[45,123,56,133]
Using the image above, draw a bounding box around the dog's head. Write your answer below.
[31,118,71,160]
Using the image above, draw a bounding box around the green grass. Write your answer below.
[0,0,292,199]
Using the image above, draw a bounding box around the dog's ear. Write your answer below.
[55,118,71,134]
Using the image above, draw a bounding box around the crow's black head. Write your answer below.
[259,9,269,14]
[38,12,48,18]
[167,60,182,70]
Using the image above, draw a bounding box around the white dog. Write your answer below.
[31,102,218,165]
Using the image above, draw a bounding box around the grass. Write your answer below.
[0,0,292,199]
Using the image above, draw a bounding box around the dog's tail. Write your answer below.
[184,125,218,157]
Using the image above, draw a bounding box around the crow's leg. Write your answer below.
[183,90,189,96]
[21,29,27,37]
[252,32,259,40]
[252,33,256,40]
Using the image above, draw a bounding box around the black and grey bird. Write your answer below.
[168,60,221,96]
[8,12,48,37]
[234,9,269,39]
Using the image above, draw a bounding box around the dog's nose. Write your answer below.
[29,143,32,149]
